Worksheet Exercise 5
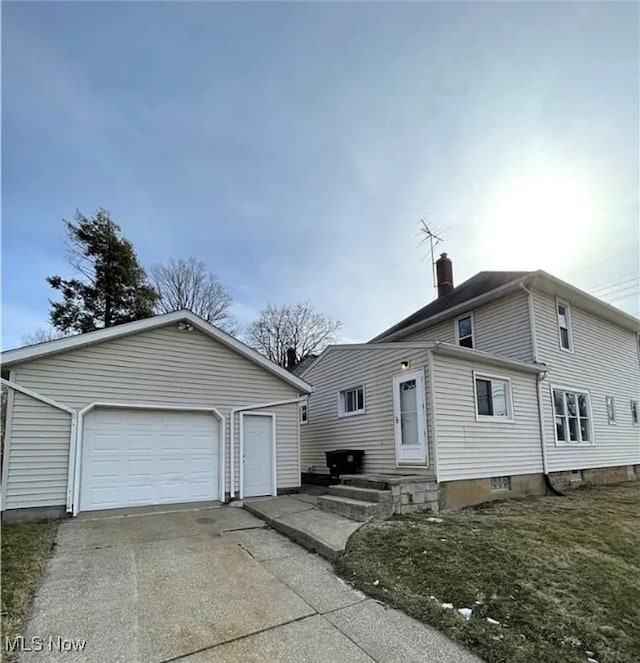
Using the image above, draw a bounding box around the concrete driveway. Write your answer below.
[20,506,480,663]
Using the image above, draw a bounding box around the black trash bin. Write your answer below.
[325,449,365,479]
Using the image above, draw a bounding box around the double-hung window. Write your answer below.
[299,404,308,424]
[338,386,365,417]
[606,396,616,424]
[556,298,573,352]
[455,313,474,348]
[474,373,512,421]
[552,387,592,444]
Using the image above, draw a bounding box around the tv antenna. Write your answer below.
[418,219,445,296]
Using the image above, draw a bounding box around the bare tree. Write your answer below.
[22,328,70,345]
[150,258,238,334]
[245,302,341,366]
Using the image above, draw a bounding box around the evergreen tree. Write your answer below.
[47,209,158,333]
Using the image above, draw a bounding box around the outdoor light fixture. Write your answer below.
[400,360,410,370]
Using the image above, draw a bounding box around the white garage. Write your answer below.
[80,408,222,512]
[0,310,312,520]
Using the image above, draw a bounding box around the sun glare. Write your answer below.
[487,175,593,270]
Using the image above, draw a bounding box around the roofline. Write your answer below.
[431,342,545,374]
[372,270,640,342]
[0,310,313,394]
[297,341,433,378]
[371,276,527,342]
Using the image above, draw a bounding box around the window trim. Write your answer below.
[299,403,308,425]
[337,384,366,418]
[472,371,514,423]
[556,297,574,353]
[606,396,616,425]
[454,312,475,349]
[549,384,595,446]
[631,400,639,426]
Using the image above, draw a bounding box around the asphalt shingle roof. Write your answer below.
[372,271,532,341]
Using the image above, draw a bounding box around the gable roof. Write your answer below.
[371,269,640,341]
[290,354,319,377]
[372,271,531,341]
[0,310,313,394]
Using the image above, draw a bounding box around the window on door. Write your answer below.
[474,374,512,420]
[455,313,474,348]
[552,387,592,444]
[338,386,365,417]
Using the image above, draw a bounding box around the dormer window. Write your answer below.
[556,298,573,352]
[455,313,474,349]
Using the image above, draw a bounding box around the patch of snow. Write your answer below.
[372,580,379,586]
[458,608,472,620]
[440,538,447,541]
[428,595,436,600]
[491,635,504,642]
[486,617,500,625]
[585,652,594,657]
[586,659,598,663]
[427,517,443,523]
[441,602,454,609]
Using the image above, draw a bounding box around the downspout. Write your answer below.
[229,396,308,500]
[520,284,563,496]
[0,378,78,512]
[426,348,439,482]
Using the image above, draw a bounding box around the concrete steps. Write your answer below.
[327,484,393,503]
[317,494,393,522]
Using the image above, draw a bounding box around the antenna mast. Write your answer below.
[418,220,444,296]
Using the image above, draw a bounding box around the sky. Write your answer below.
[2,1,639,350]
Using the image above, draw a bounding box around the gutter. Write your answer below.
[229,396,308,499]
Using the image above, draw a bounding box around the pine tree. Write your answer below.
[47,209,158,333]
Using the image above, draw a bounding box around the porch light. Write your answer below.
[400,360,410,370]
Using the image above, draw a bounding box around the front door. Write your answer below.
[393,370,427,464]
[242,414,274,498]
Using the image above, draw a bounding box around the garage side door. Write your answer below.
[80,408,219,512]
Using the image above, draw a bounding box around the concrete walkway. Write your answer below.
[19,506,481,663]
[244,492,363,561]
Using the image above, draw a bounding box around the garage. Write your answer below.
[0,310,312,520]
[80,407,221,511]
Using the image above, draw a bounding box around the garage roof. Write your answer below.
[1,310,313,394]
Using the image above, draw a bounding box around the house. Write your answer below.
[300,254,640,511]
[1,310,312,521]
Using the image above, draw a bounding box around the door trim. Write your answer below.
[73,402,225,515]
[239,411,277,499]
[392,369,428,466]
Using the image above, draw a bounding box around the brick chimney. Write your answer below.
[285,347,297,369]
[436,253,454,298]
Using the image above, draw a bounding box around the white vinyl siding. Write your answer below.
[533,289,640,471]
[301,346,433,475]
[401,291,533,362]
[4,325,301,510]
[433,353,542,481]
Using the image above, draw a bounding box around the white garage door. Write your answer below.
[80,408,220,512]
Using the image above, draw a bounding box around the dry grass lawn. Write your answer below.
[337,483,639,663]
[1,520,58,657]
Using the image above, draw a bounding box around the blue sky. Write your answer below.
[2,1,638,349]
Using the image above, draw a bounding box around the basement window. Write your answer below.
[570,470,583,483]
[455,313,474,348]
[490,476,510,491]
[338,385,365,417]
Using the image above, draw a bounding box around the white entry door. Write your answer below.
[242,414,275,498]
[393,370,427,464]
[80,408,220,512]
